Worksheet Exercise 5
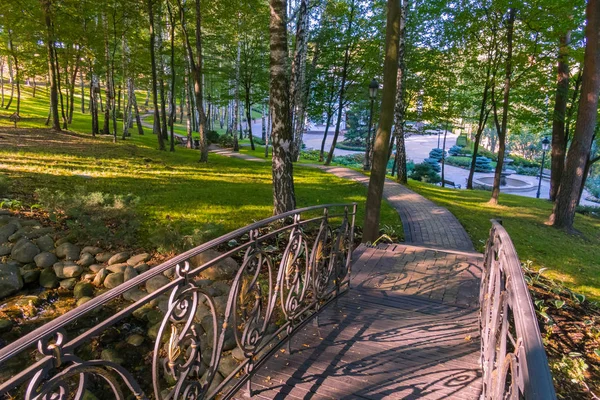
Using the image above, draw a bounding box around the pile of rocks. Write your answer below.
[0,209,253,390]
[0,211,153,303]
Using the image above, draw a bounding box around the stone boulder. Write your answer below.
[34,252,58,269]
[145,275,170,293]
[93,268,109,287]
[107,263,128,273]
[35,235,55,252]
[124,266,137,282]
[0,264,24,299]
[53,262,83,279]
[104,272,124,289]
[108,252,130,265]
[74,282,94,299]
[0,223,18,243]
[55,243,81,261]
[78,252,95,267]
[59,278,78,290]
[95,252,113,263]
[11,239,40,263]
[39,268,59,288]
[127,253,151,266]
[189,249,238,280]
[0,244,12,256]
[81,246,103,256]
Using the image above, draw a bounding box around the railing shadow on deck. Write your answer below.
[248,294,482,399]
[0,203,356,400]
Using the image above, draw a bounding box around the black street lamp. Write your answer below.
[536,136,550,199]
[364,78,379,170]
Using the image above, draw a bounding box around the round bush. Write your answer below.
[219,134,236,148]
[206,130,220,144]
[423,157,441,172]
[410,163,441,184]
[428,148,446,161]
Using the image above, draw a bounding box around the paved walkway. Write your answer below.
[308,165,474,252]
[235,243,483,399]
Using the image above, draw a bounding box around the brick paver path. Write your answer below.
[236,243,483,399]
[308,165,474,252]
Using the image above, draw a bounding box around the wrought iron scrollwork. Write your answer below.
[0,203,357,400]
[480,220,556,399]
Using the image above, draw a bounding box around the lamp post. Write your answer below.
[364,78,379,170]
[536,136,550,199]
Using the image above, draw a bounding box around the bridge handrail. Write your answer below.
[480,220,556,399]
[0,202,357,399]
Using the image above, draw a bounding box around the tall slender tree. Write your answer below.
[269,0,296,214]
[363,0,401,242]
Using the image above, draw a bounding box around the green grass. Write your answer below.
[0,85,401,250]
[408,180,600,301]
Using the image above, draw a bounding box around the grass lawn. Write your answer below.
[0,85,401,251]
[408,181,600,301]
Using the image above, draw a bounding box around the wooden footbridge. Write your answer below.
[0,185,556,399]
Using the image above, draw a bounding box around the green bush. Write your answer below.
[252,136,266,145]
[0,174,8,197]
[478,148,498,162]
[35,187,141,248]
[446,156,472,169]
[448,145,463,156]
[219,134,236,148]
[456,135,468,147]
[475,156,493,172]
[515,166,540,176]
[336,141,366,151]
[206,130,220,144]
[300,150,323,161]
[423,157,441,172]
[410,163,441,184]
[586,176,600,199]
[428,148,446,161]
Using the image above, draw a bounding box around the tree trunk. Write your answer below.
[7,31,21,116]
[41,0,61,131]
[131,87,144,135]
[551,0,600,229]
[54,47,68,130]
[148,0,165,150]
[168,2,176,152]
[325,1,356,165]
[489,8,516,205]
[262,103,267,141]
[290,0,309,161]
[550,32,571,201]
[363,0,401,242]
[156,6,168,142]
[103,13,112,136]
[90,74,99,136]
[5,55,14,110]
[269,0,296,215]
[233,42,241,151]
[319,110,333,162]
[467,47,494,189]
[392,0,409,183]
[177,0,208,161]
[68,52,80,123]
[245,91,255,150]
[80,68,85,113]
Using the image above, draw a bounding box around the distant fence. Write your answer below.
[0,203,356,399]
[480,220,556,399]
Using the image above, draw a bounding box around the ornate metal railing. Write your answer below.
[0,203,357,399]
[480,220,556,399]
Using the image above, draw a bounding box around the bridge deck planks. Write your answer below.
[234,244,483,399]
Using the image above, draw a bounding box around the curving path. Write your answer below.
[306,165,475,252]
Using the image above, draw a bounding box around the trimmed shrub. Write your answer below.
[410,163,441,184]
[475,156,493,172]
[448,145,464,156]
[515,166,540,176]
[428,148,446,161]
[423,157,441,172]
[252,136,266,145]
[456,135,468,147]
[206,130,220,144]
[446,156,472,169]
[336,142,366,151]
